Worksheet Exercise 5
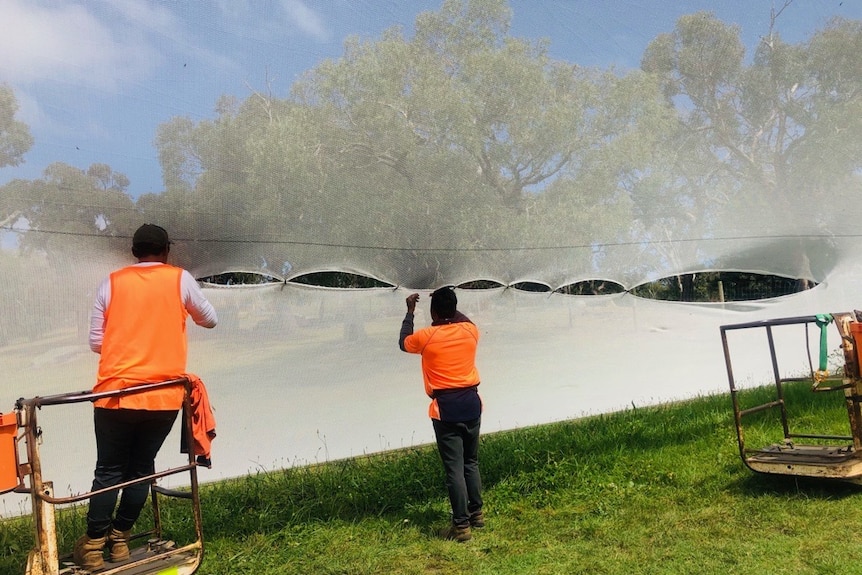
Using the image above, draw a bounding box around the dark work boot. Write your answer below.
[107,527,132,562]
[73,533,106,571]
[469,510,485,528]
[439,522,472,542]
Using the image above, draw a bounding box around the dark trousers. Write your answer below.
[86,408,178,536]
[432,417,483,526]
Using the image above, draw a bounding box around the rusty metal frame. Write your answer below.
[11,378,204,575]
[721,312,862,483]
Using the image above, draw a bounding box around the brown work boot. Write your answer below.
[107,527,132,562]
[469,510,485,529]
[439,522,472,542]
[73,533,106,571]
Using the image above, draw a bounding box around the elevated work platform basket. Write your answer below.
[721,312,862,484]
[6,379,205,575]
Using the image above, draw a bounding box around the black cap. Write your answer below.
[132,224,170,250]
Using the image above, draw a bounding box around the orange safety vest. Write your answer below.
[403,321,481,419]
[94,264,188,410]
[184,373,217,466]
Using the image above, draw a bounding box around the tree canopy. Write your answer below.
[2,0,861,293]
[0,84,33,171]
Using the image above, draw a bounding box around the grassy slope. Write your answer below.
[3,382,862,575]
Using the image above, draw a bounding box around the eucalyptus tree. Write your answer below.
[287,0,657,285]
[152,0,667,286]
[640,11,862,296]
[13,162,135,252]
[153,88,310,276]
[0,162,136,340]
[645,11,862,210]
[0,85,34,228]
[0,85,32,170]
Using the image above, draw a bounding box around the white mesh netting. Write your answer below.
[3,0,862,514]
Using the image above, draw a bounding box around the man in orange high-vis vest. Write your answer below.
[74,224,217,571]
[399,286,484,542]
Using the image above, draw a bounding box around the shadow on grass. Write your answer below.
[729,470,862,500]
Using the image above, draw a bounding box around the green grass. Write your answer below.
[3,382,862,575]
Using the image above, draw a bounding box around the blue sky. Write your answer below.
[1,0,858,198]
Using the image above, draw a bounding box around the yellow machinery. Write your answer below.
[721,312,862,484]
[1,379,204,575]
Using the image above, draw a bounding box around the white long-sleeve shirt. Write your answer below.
[89,262,218,353]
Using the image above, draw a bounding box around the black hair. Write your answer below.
[430,286,457,319]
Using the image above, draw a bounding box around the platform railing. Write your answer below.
[8,378,205,575]
[721,313,862,463]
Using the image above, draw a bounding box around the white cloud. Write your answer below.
[0,0,160,89]
[281,0,331,42]
[110,0,179,33]
[112,0,238,75]
[212,0,332,44]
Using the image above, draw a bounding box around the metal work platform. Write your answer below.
[3,380,205,575]
[721,312,862,484]
[57,539,199,575]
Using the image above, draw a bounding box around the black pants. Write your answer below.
[432,417,483,526]
[86,408,178,537]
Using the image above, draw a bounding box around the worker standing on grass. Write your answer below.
[398,286,484,542]
[74,224,218,571]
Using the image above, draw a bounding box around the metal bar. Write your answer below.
[720,325,747,457]
[20,402,58,575]
[152,485,194,500]
[35,464,198,505]
[804,321,816,379]
[721,315,820,331]
[16,378,189,409]
[811,383,853,392]
[783,376,826,384]
[182,387,205,560]
[739,400,783,418]
[787,433,853,441]
[766,325,792,439]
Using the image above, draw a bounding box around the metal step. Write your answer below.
[57,540,201,575]
[745,444,862,483]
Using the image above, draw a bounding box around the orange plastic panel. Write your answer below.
[851,323,862,375]
[0,412,18,493]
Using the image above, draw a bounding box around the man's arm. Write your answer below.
[88,277,109,353]
[181,271,218,328]
[399,293,419,351]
